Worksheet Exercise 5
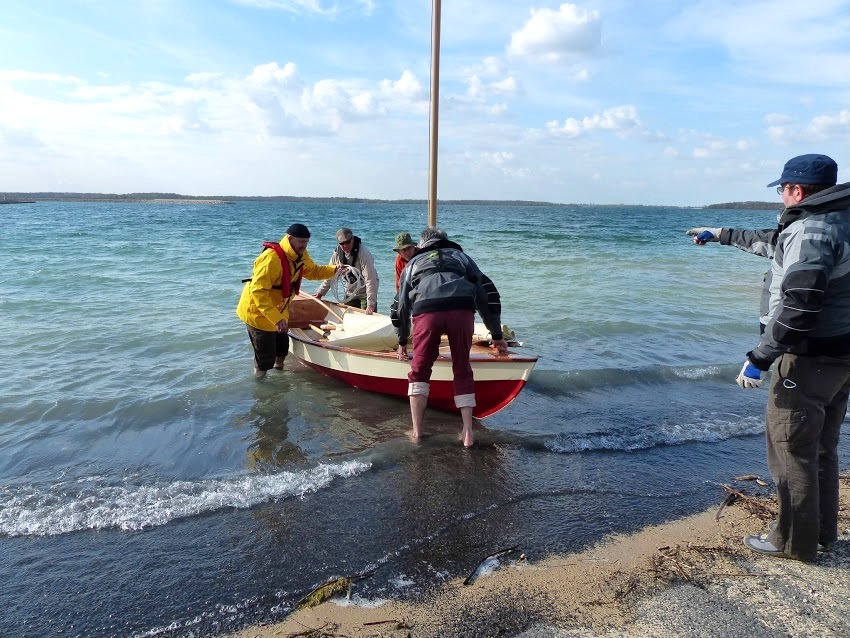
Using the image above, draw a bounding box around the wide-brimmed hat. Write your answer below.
[393,232,415,252]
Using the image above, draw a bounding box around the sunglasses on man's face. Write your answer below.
[338,239,352,246]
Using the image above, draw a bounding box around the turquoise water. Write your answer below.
[1,201,845,637]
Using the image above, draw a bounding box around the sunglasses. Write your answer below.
[338,239,353,246]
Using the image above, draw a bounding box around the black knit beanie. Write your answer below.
[286,223,311,238]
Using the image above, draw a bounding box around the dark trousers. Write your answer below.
[408,309,475,397]
[766,353,850,561]
[246,325,289,371]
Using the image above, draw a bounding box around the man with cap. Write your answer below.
[392,231,416,291]
[236,223,341,378]
[314,227,379,314]
[687,154,850,561]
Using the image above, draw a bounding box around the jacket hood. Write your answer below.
[416,237,464,254]
[779,182,850,226]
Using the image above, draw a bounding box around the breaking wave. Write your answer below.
[543,415,763,453]
[0,460,370,537]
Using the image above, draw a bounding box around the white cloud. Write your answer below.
[546,105,640,138]
[508,3,602,64]
[457,149,528,179]
[692,136,754,159]
[479,57,505,77]
[247,61,300,89]
[380,70,423,100]
[808,109,850,140]
[763,109,850,145]
[466,74,519,100]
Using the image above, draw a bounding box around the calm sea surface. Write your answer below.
[1,201,847,637]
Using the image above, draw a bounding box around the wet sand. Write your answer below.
[224,480,850,638]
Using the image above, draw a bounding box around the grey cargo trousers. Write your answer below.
[765,352,850,561]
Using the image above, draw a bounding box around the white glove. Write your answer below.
[686,227,722,244]
[736,361,764,389]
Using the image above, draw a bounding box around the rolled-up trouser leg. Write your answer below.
[408,382,430,397]
[408,313,443,395]
[445,310,476,404]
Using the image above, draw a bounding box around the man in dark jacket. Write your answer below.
[687,154,850,561]
[393,227,508,447]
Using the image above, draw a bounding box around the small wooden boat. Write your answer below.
[286,1,538,418]
[287,294,537,418]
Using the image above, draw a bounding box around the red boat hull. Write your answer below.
[297,358,530,418]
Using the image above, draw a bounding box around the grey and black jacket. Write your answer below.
[391,238,503,347]
[719,183,850,369]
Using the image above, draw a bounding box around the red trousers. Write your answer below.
[409,309,475,397]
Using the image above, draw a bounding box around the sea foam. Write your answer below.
[0,460,370,537]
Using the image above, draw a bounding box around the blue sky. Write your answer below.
[0,0,847,205]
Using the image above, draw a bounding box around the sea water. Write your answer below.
[1,201,845,637]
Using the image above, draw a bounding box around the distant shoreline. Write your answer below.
[1,192,781,209]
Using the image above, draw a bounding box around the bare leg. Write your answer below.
[410,394,428,441]
[460,406,474,447]
[253,368,266,379]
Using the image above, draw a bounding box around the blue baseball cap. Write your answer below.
[766,154,838,187]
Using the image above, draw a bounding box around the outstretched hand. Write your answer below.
[686,227,722,245]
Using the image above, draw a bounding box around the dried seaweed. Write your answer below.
[296,571,375,610]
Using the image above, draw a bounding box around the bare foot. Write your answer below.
[408,429,422,443]
[463,435,475,448]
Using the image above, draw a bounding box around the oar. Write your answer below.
[297,291,344,322]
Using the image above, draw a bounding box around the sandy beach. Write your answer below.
[225,478,850,638]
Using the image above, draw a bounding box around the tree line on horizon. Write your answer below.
[2,191,781,209]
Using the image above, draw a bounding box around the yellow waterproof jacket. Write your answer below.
[236,235,336,331]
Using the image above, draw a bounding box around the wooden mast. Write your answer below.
[427,0,441,228]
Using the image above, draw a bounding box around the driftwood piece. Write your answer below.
[734,474,768,486]
[717,484,776,521]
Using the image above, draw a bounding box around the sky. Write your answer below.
[0,0,848,206]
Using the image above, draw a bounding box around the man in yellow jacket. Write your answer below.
[236,223,340,378]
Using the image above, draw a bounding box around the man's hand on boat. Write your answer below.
[397,344,409,361]
[491,338,509,354]
[276,318,288,333]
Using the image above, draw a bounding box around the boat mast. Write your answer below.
[427,0,441,228]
